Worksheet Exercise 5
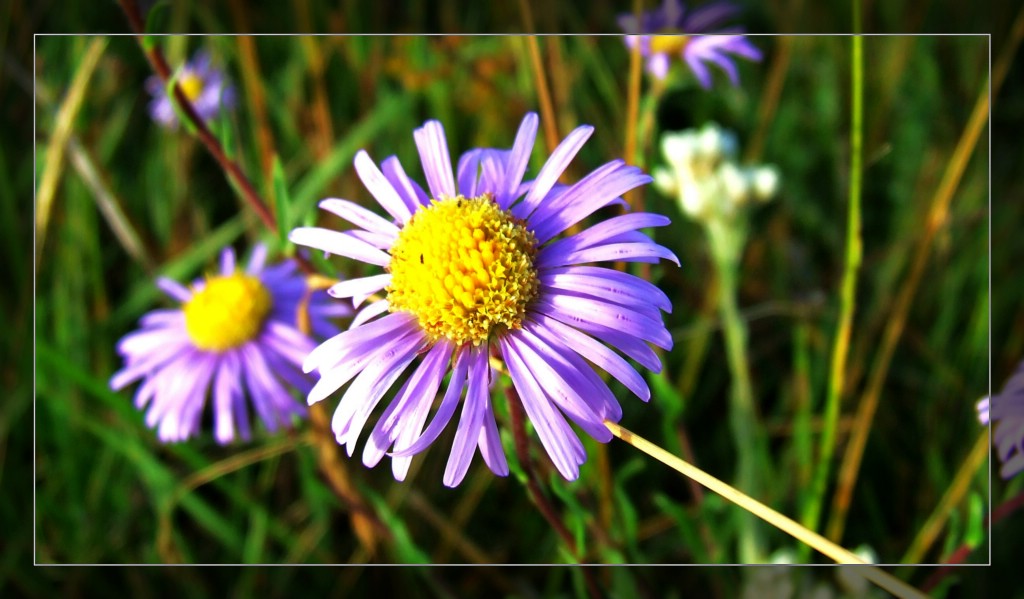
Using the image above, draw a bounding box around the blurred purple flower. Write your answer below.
[110,244,350,443]
[289,113,677,487]
[618,0,762,87]
[145,50,235,129]
[979,359,1024,479]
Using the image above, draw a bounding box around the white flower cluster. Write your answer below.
[653,122,778,223]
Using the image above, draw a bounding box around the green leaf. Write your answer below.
[964,491,984,548]
[271,155,291,253]
[363,488,431,563]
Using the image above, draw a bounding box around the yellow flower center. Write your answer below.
[649,34,690,55]
[386,194,539,346]
[183,273,272,351]
[179,72,205,102]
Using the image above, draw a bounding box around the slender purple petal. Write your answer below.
[354,150,413,224]
[328,274,392,302]
[246,243,268,274]
[413,120,456,199]
[362,340,453,471]
[333,335,427,455]
[304,311,417,374]
[535,293,673,350]
[457,149,484,198]
[381,155,429,212]
[539,266,672,313]
[512,124,593,220]
[506,332,612,441]
[391,345,470,458]
[497,112,539,208]
[220,247,236,275]
[530,313,650,401]
[157,277,192,302]
[477,389,509,476]
[318,198,401,239]
[540,240,680,269]
[444,345,489,487]
[500,337,585,480]
[541,212,671,256]
[289,227,391,267]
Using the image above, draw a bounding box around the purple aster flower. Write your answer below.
[618,0,762,87]
[110,244,350,443]
[289,113,678,487]
[145,50,236,129]
[979,359,1024,479]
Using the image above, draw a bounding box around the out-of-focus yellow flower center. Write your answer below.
[649,34,690,55]
[386,194,539,346]
[184,273,272,351]
[179,72,205,102]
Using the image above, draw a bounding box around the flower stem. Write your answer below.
[506,385,601,599]
[801,32,864,551]
[706,217,767,563]
[605,421,927,599]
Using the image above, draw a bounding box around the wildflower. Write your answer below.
[290,113,677,487]
[618,0,762,87]
[145,50,235,129]
[110,244,349,443]
[653,122,778,224]
[979,359,1024,479]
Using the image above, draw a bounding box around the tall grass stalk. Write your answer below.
[800,30,863,549]
[606,421,927,599]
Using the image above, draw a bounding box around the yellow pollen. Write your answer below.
[649,34,690,55]
[183,273,272,351]
[179,72,205,102]
[386,194,539,346]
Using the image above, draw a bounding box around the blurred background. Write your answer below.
[8,0,1024,597]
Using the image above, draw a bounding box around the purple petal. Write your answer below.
[361,340,453,472]
[684,2,741,32]
[304,311,416,374]
[246,243,268,274]
[318,198,401,239]
[413,120,456,199]
[333,336,428,455]
[457,149,484,197]
[500,337,585,480]
[538,265,672,314]
[220,246,236,275]
[306,319,423,405]
[530,312,650,401]
[512,124,593,220]
[506,332,612,441]
[391,345,470,458]
[354,150,413,224]
[443,344,489,487]
[351,299,390,329]
[381,155,430,212]
[648,53,671,79]
[498,113,539,208]
[535,293,673,350]
[289,227,391,267]
[530,162,653,244]
[539,240,680,269]
[213,354,241,443]
[477,388,509,476]
[157,277,192,302]
[327,274,392,305]
[541,212,671,256]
